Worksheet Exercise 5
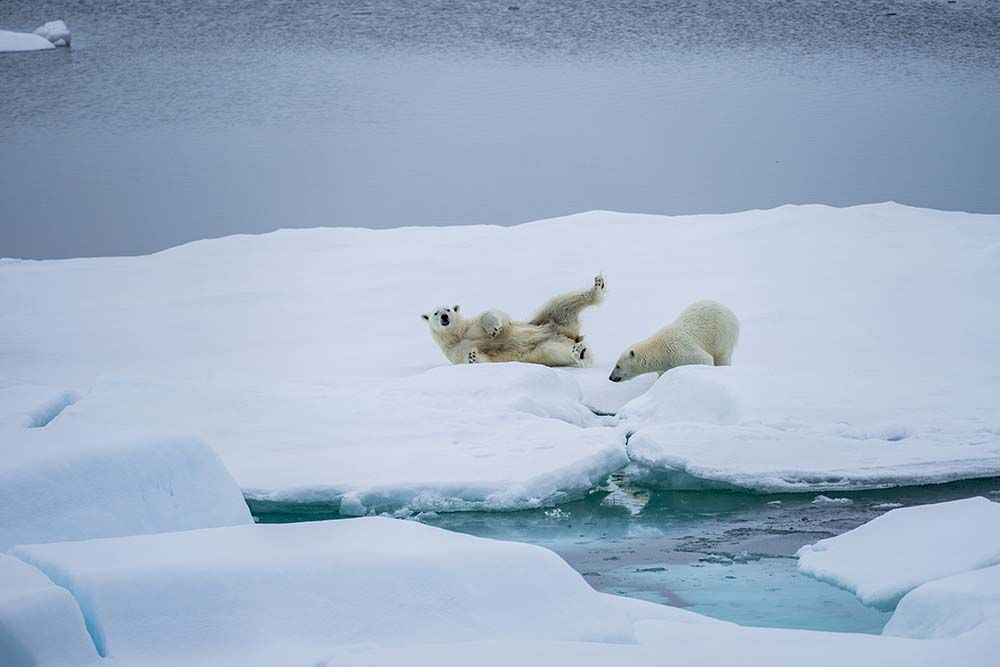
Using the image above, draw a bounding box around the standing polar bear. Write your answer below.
[423,275,606,367]
[608,300,739,382]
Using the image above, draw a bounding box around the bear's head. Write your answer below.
[422,305,462,332]
[609,348,639,382]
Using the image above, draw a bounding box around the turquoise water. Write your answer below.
[250,477,1000,634]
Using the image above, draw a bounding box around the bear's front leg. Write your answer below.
[480,310,511,338]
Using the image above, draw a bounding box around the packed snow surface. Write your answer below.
[0,429,251,550]
[0,29,55,52]
[797,497,1000,608]
[0,382,79,429]
[10,517,706,666]
[0,554,99,667]
[1,203,999,503]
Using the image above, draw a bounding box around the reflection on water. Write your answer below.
[251,477,1000,633]
[2,0,999,258]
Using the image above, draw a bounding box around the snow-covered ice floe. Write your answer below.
[620,366,1000,492]
[797,497,1000,609]
[1,203,999,503]
[884,563,1000,640]
[0,429,251,550]
[49,365,625,514]
[9,517,707,667]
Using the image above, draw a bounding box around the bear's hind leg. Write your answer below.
[528,274,606,339]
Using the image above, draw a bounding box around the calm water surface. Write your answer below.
[2,0,999,258]
[251,476,1000,634]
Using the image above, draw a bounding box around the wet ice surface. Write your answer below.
[251,477,1000,634]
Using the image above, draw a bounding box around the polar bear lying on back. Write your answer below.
[423,275,606,367]
[608,300,738,382]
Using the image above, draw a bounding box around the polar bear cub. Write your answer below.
[423,275,606,367]
[608,300,738,382]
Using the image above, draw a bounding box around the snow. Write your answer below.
[0,383,79,429]
[0,29,55,53]
[1,203,999,502]
[0,554,99,667]
[621,365,1000,492]
[33,20,70,47]
[884,563,1000,639]
[797,497,1000,609]
[0,429,251,551]
[9,517,707,666]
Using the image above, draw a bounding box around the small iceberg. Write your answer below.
[0,20,69,53]
[34,20,71,47]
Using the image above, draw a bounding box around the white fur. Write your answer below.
[609,300,739,382]
[423,276,606,368]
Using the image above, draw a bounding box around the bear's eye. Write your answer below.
[629,350,635,358]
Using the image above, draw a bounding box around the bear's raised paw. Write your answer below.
[467,349,479,364]
[593,275,606,292]
[572,342,589,366]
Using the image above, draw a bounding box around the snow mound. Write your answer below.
[0,383,79,429]
[0,29,55,53]
[0,554,99,667]
[10,517,705,666]
[622,366,1000,492]
[33,20,70,46]
[884,563,1000,639]
[53,364,626,513]
[0,429,251,550]
[797,497,1000,609]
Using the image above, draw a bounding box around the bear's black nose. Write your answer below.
[609,375,620,383]
[440,314,450,325]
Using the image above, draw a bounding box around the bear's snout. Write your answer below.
[440,314,450,326]
[609,373,621,382]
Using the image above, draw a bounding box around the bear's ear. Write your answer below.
[453,305,460,312]
[421,313,430,321]
[629,349,635,358]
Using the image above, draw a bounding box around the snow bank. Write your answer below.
[0,429,251,550]
[0,29,55,53]
[884,564,1000,639]
[33,20,70,47]
[0,383,79,429]
[621,366,1000,492]
[51,364,625,513]
[10,517,705,666]
[0,554,99,667]
[1,203,999,500]
[797,497,1000,608]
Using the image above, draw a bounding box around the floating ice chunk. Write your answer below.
[872,502,903,510]
[10,517,707,665]
[0,429,251,550]
[0,29,55,52]
[797,497,1000,609]
[33,20,70,46]
[0,554,100,667]
[811,495,854,506]
[884,563,1000,639]
[622,366,1000,492]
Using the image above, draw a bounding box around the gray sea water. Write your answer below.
[2,0,999,258]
